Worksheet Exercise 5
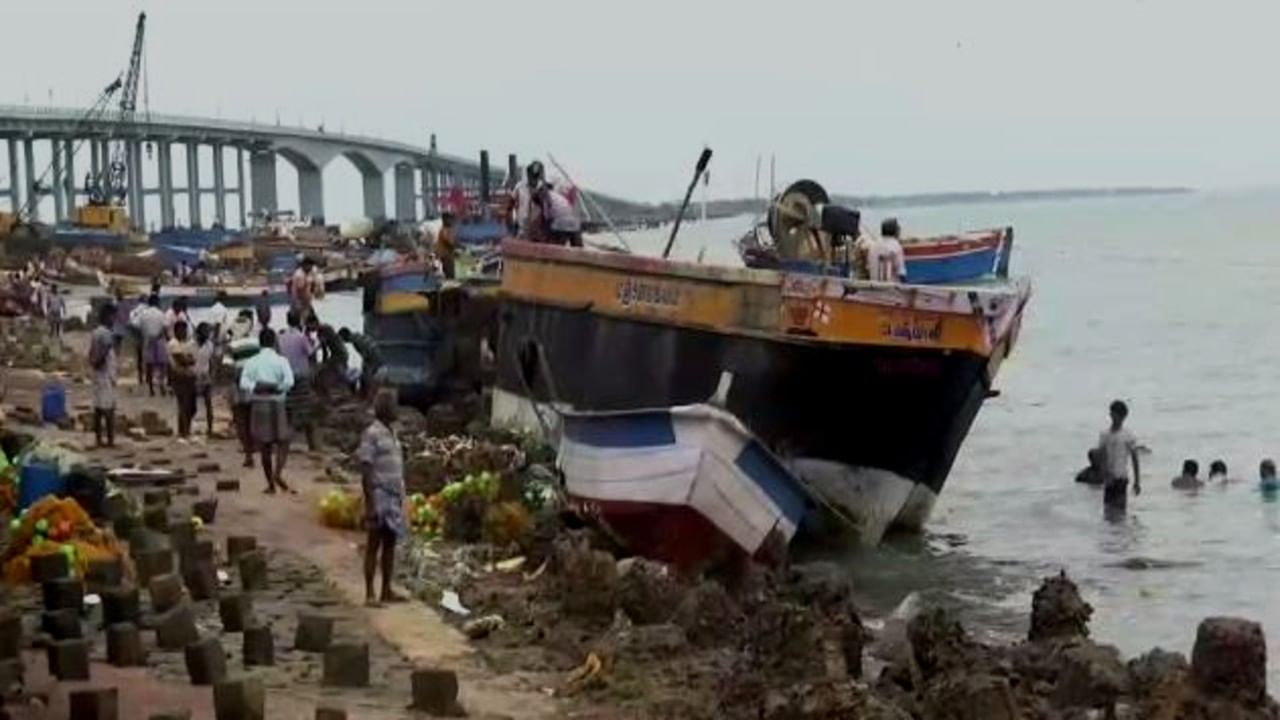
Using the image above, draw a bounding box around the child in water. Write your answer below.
[1260,459,1279,494]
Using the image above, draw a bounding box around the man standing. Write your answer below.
[339,327,381,397]
[278,309,319,452]
[137,295,169,397]
[868,218,907,283]
[435,213,458,279]
[238,328,295,494]
[1098,400,1141,513]
[46,284,65,340]
[88,303,119,448]
[536,184,583,247]
[290,258,319,318]
[512,161,545,238]
[254,290,272,330]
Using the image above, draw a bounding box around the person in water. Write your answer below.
[1098,400,1141,510]
[1170,459,1203,490]
[1208,459,1230,484]
[1260,459,1279,494]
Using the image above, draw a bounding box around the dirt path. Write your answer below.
[2,353,560,719]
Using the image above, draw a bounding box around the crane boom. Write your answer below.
[104,11,146,206]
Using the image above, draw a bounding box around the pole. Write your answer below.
[662,147,713,259]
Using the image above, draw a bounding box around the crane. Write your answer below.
[80,11,146,231]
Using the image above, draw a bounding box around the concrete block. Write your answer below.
[112,513,140,541]
[102,585,141,626]
[107,623,147,667]
[142,504,170,532]
[238,550,267,592]
[168,520,196,553]
[242,625,274,666]
[192,498,218,524]
[215,479,241,493]
[213,677,265,720]
[322,643,369,687]
[149,573,186,614]
[41,577,84,611]
[129,527,170,556]
[196,462,222,474]
[46,638,90,680]
[177,484,201,496]
[102,492,130,521]
[85,556,124,591]
[293,614,333,652]
[41,609,82,640]
[218,594,252,633]
[156,603,200,650]
[68,687,119,719]
[0,657,23,697]
[184,561,219,601]
[185,636,228,685]
[149,713,193,720]
[30,552,69,582]
[135,548,175,586]
[411,667,461,715]
[143,489,171,507]
[226,536,256,563]
[180,539,216,571]
[314,707,347,720]
[0,610,21,659]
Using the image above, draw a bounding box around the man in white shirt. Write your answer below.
[1097,400,1141,513]
[207,292,229,341]
[867,218,907,283]
[536,184,583,247]
[239,327,296,494]
[512,161,545,239]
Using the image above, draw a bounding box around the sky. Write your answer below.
[2,0,1279,222]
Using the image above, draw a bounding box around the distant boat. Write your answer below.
[558,403,813,570]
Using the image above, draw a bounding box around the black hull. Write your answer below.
[497,300,996,498]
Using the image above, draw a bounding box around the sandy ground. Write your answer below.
[1,332,561,719]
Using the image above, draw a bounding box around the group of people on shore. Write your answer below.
[1078,400,1280,516]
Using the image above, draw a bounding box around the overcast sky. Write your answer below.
[3,0,1279,221]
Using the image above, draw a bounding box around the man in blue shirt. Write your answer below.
[239,328,295,494]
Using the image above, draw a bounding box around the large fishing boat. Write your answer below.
[493,179,1032,543]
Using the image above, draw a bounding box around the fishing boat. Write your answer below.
[558,403,813,570]
[493,177,1032,544]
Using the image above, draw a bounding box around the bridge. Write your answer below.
[0,105,520,230]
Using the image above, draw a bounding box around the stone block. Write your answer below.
[85,557,124,591]
[1192,616,1267,705]
[411,667,461,715]
[107,623,147,667]
[68,687,118,720]
[184,561,219,601]
[41,609,82,640]
[0,657,23,697]
[185,636,228,685]
[42,577,84,611]
[142,504,170,532]
[193,498,218,524]
[213,677,265,720]
[293,614,333,652]
[238,550,267,592]
[322,643,369,688]
[242,625,274,666]
[156,603,200,650]
[216,479,241,493]
[30,552,69,582]
[179,539,215,572]
[168,520,196,553]
[102,585,141,626]
[149,573,186,614]
[134,548,175,586]
[0,611,20,659]
[226,536,257,563]
[218,594,252,633]
[314,707,347,720]
[46,638,90,680]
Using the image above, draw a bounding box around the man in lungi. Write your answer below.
[278,309,319,451]
[238,328,296,494]
[88,303,119,447]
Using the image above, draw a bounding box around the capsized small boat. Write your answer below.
[558,403,813,570]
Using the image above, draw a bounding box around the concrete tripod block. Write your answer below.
[185,636,228,685]
[68,687,119,719]
[155,602,200,650]
[411,666,461,715]
[149,572,186,614]
[107,622,147,667]
[218,594,252,633]
[42,576,84,611]
[242,625,274,667]
[237,549,267,591]
[213,676,265,720]
[321,643,369,688]
[102,584,142,626]
[46,638,90,680]
[293,613,334,652]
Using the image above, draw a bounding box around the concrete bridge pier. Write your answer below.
[394,163,415,222]
[297,162,324,224]
[236,147,247,228]
[131,141,147,231]
[63,139,76,213]
[424,167,440,218]
[22,138,37,220]
[213,143,227,227]
[250,149,278,217]
[157,141,175,229]
[89,140,101,185]
[186,141,201,228]
[52,140,65,223]
[4,138,18,212]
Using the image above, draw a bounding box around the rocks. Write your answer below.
[46,638,90,680]
[149,573,186,614]
[106,623,147,667]
[213,677,265,720]
[616,557,682,624]
[462,615,505,640]
[1128,647,1189,696]
[924,674,1021,720]
[41,609,82,640]
[411,667,461,715]
[226,536,257,564]
[155,603,200,650]
[674,580,742,646]
[1029,571,1092,642]
[0,611,21,659]
[908,608,975,680]
[294,614,334,652]
[242,625,274,666]
[218,594,252,633]
[1191,616,1267,705]
[135,548,175,585]
[322,643,369,687]
[238,550,268,591]
[551,536,618,617]
[193,498,218,524]
[216,479,241,493]
[68,687,118,719]
[1053,641,1129,710]
[185,636,228,685]
[101,585,141,626]
[30,552,69,583]
[41,577,84,611]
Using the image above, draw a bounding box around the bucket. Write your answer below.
[18,462,65,510]
[40,383,67,424]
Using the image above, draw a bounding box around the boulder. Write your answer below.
[41,608,82,640]
[1191,616,1267,706]
[134,548,175,586]
[1029,571,1092,642]
[616,557,683,624]
[924,674,1020,720]
[30,552,69,582]
[85,556,124,592]
[226,536,257,563]
[193,498,218,524]
[1128,647,1189,697]
[1053,641,1129,710]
